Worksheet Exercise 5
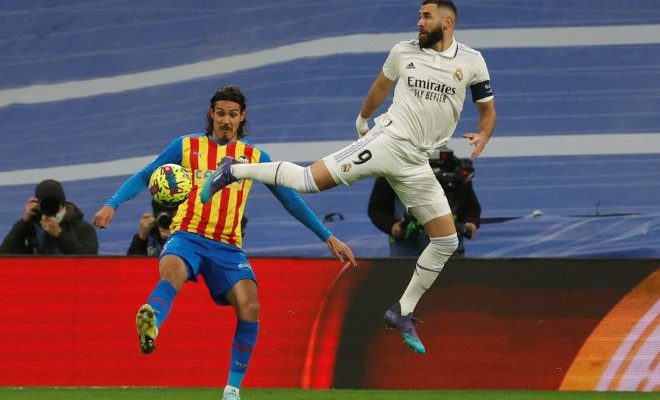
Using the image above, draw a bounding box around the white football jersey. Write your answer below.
[376,38,493,154]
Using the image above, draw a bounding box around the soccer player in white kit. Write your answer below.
[201,0,496,354]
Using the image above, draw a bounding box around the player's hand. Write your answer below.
[463,132,490,159]
[40,215,62,237]
[138,213,155,240]
[464,222,478,240]
[92,205,115,229]
[326,235,357,267]
[355,114,370,138]
[22,197,39,222]
[390,220,406,239]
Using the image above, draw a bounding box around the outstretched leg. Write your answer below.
[136,255,187,354]
[201,157,337,203]
[201,131,392,203]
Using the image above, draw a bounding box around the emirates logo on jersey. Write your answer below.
[407,76,456,103]
[453,68,464,82]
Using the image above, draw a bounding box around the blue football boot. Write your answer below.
[384,303,426,354]
[200,156,239,203]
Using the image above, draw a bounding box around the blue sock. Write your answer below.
[228,319,259,388]
[147,280,177,328]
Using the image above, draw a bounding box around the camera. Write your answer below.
[31,196,61,221]
[155,212,173,230]
[455,222,471,239]
[429,149,474,196]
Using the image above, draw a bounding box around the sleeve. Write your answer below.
[382,43,402,81]
[259,150,332,242]
[105,137,184,209]
[0,220,31,254]
[367,177,398,235]
[469,53,494,103]
[56,220,99,255]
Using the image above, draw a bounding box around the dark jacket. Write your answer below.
[368,176,481,256]
[0,202,98,255]
[127,228,166,257]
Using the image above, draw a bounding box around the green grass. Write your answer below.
[0,388,656,400]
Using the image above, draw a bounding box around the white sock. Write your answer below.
[232,162,320,193]
[399,234,458,315]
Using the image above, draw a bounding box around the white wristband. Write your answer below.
[355,114,370,137]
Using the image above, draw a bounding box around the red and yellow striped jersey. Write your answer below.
[169,135,261,248]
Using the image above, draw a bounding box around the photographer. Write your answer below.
[127,200,177,256]
[368,148,481,257]
[128,200,248,256]
[0,179,98,255]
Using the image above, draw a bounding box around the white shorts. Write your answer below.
[323,126,451,223]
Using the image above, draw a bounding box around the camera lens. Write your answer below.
[156,212,173,229]
[38,197,61,217]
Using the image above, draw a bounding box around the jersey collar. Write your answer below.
[423,37,458,59]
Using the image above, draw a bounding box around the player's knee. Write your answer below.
[431,234,459,256]
[275,162,320,193]
[418,234,459,271]
[238,299,260,320]
[158,257,187,290]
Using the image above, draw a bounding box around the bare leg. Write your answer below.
[225,279,260,321]
[309,160,338,191]
[158,254,188,291]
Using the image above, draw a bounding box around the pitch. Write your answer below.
[0,388,655,400]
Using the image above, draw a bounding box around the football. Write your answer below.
[149,163,192,206]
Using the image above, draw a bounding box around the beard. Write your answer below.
[419,25,444,49]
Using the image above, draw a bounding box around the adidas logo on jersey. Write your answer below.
[405,62,416,69]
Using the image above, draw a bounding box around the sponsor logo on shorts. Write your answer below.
[341,163,352,173]
[237,262,252,270]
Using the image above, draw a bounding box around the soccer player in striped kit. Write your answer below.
[93,86,356,400]
[201,0,496,355]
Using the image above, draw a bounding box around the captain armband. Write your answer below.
[470,80,493,103]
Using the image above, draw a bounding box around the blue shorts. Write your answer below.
[160,230,256,305]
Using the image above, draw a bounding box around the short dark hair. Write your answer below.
[422,0,458,19]
[205,85,248,138]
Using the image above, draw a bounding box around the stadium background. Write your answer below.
[0,0,658,396]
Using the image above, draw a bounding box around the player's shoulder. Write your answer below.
[238,138,271,161]
[456,41,484,58]
[393,39,421,52]
[173,132,206,142]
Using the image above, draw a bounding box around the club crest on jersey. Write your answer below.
[453,68,464,82]
[341,163,352,173]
